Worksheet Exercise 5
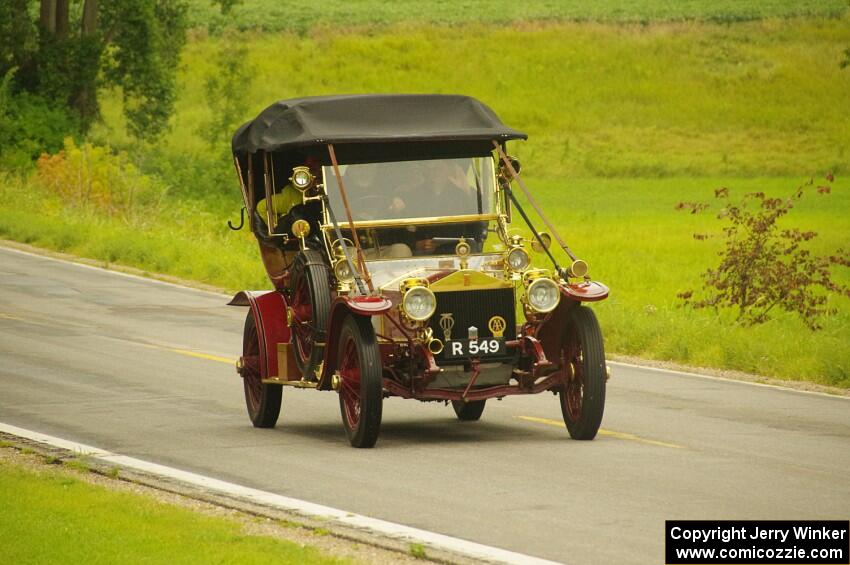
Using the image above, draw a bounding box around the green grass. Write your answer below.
[185,0,848,32]
[0,457,349,565]
[409,543,428,559]
[113,17,850,182]
[0,176,268,290]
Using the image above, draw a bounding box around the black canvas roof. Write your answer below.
[231,94,527,160]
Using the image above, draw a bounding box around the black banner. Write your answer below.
[666,521,849,564]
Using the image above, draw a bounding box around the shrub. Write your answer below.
[0,69,80,170]
[35,138,167,225]
[676,176,850,330]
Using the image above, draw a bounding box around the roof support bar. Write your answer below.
[327,144,375,294]
[493,141,579,274]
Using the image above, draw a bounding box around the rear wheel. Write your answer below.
[451,400,486,421]
[558,306,606,440]
[289,249,331,379]
[241,312,282,428]
[337,315,383,448]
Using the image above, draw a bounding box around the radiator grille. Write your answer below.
[428,288,516,363]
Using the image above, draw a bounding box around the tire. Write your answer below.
[337,315,383,448]
[289,249,332,379]
[241,312,282,428]
[451,400,486,421]
[558,306,606,440]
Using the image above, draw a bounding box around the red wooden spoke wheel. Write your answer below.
[289,250,331,379]
[337,315,383,448]
[241,312,281,428]
[558,306,606,440]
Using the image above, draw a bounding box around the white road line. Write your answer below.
[0,422,565,565]
[608,361,850,400]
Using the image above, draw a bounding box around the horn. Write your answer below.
[427,337,444,355]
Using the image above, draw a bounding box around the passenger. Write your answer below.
[253,157,322,286]
[255,156,321,228]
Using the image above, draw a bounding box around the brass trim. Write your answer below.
[400,277,430,293]
[292,219,311,239]
[289,166,315,191]
[522,268,552,286]
[320,213,499,231]
[262,378,318,388]
[400,281,436,322]
[524,276,561,314]
[277,342,299,380]
[488,315,507,338]
[569,259,589,278]
[439,313,455,341]
[429,270,512,292]
[531,232,552,253]
[504,245,531,276]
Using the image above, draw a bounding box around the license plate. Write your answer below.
[443,338,506,359]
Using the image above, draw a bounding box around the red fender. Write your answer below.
[317,295,392,389]
[533,281,607,367]
[561,280,609,302]
[229,291,290,378]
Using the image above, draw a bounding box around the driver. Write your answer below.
[344,163,407,218]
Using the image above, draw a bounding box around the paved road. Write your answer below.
[1,246,848,564]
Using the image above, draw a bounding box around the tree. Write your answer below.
[0,0,188,141]
[676,176,850,330]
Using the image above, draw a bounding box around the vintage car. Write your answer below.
[228,94,609,447]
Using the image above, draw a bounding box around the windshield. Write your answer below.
[323,157,496,223]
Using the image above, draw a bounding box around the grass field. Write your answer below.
[3,11,850,386]
[185,0,849,31]
[104,16,850,183]
[0,455,348,564]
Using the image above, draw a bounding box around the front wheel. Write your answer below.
[289,249,331,379]
[451,400,486,421]
[241,312,282,428]
[337,315,383,448]
[558,306,606,440]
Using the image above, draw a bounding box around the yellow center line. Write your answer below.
[518,416,684,449]
[0,312,26,321]
[12,326,684,448]
[168,348,236,365]
[138,342,236,365]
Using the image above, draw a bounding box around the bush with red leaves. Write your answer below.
[676,175,850,330]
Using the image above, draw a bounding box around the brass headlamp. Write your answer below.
[504,235,531,277]
[290,166,315,191]
[522,269,561,314]
[399,277,436,323]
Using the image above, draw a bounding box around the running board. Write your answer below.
[262,378,318,388]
